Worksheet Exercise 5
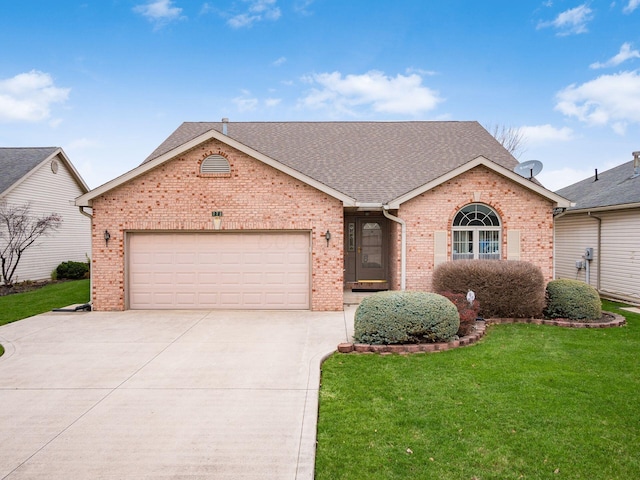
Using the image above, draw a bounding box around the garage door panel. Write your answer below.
[129,232,310,309]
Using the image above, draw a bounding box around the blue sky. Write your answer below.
[1,1,639,191]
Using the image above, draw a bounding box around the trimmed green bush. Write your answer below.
[544,279,601,321]
[353,291,460,345]
[55,261,89,280]
[432,260,546,319]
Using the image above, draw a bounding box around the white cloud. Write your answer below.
[555,70,640,131]
[590,42,640,69]
[272,56,287,67]
[232,91,259,111]
[293,0,315,15]
[0,70,70,122]
[228,0,281,28]
[265,98,282,107]
[623,0,640,13]
[299,70,443,116]
[537,4,594,35]
[520,124,575,144]
[538,166,598,192]
[134,0,184,28]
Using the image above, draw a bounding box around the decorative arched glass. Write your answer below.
[452,204,501,260]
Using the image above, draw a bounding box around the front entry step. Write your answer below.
[347,281,389,291]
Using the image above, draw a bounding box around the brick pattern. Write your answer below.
[391,166,556,291]
[90,138,344,311]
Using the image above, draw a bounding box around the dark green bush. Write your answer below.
[432,260,546,318]
[439,291,479,337]
[353,291,460,345]
[544,279,601,321]
[55,261,89,280]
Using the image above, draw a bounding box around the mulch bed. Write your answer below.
[0,280,61,297]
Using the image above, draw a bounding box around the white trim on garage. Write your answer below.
[127,231,311,310]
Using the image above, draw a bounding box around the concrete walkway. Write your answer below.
[0,308,356,479]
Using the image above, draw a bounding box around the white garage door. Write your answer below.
[128,232,310,310]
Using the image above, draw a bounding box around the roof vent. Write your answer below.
[633,151,640,177]
[222,117,229,135]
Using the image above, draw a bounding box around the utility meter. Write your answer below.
[584,248,594,260]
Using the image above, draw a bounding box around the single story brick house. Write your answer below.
[554,152,640,304]
[75,121,570,311]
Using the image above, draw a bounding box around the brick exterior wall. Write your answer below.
[90,138,344,311]
[390,165,555,291]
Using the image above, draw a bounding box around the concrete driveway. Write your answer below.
[0,308,355,479]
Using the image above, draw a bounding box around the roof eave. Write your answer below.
[76,129,357,207]
[386,156,572,209]
[562,202,640,214]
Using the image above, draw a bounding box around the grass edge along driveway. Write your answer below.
[315,300,640,480]
[0,279,90,327]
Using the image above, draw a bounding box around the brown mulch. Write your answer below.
[0,280,55,297]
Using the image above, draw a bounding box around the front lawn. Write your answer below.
[315,301,640,479]
[0,279,90,327]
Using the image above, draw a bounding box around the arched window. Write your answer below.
[452,204,501,260]
[200,155,230,174]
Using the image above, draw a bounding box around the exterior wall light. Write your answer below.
[104,230,111,246]
[325,229,331,246]
[212,211,223,230]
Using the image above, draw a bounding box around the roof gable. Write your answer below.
[0,147,89,197]
[556,160,640,211]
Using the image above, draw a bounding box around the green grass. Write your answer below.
[0,279,90,327]
[316,300,640,479]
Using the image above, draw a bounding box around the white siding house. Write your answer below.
[555,153,640,304]
[0,147,90,283]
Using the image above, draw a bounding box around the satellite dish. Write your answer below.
[513,160,543,179]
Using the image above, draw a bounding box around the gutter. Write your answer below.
[77,205,94,308]
[382,206,406,291]
[588,212,602,291]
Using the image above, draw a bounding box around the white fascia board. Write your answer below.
[563,202,640,214]
[387,156,572,209]
[55,148,90,193]
[76,129,357,207]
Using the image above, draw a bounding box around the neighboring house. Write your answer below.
[76,121,570,311]
[0,147,91,283]
[554,153,640,304]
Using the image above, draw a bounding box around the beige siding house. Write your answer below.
[76,121,570,312]
[555,153,640,303]
[0,148,90,283]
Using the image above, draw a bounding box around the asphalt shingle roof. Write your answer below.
[0,147,59,195]
[144,121,519,204]
[555,160,640,210]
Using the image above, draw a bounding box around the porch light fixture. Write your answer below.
[104,230,111,246]
[212,211,223,230]
[325,229,331,246]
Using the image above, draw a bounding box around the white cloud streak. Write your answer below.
[0,70,70,122]
[537,4,594,35]
[299,70,442,116]
[520,124,574,145]
[555,70,640,132]
[228,0,281,28]
[590,42,640,69]
[623,0,640,13]
[134,0,184,28]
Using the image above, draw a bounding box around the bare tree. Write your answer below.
[0,202,62,287]
[485,123,527,159]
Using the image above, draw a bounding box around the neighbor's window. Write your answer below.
[452,203,501,260]
[200,155,231,175]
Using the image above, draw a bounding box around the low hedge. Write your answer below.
[432,260,546,318]
[544,279,602,321]
[353,291,459,345]
[55,261,90,280]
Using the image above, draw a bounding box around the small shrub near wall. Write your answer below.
[439,291,480,336]
[544,279,602,321]
[432,260,546,319]
[55,261,90,280]
[353,291,460,345]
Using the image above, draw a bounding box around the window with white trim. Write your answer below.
[452,204,501,260]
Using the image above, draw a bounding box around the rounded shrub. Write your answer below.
[544,279,601,321]
[353,291,460,345]
[55,261,89,280]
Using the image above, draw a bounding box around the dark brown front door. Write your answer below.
[344,215,388,284]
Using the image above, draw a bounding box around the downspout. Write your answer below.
[588,212,602,291]
[78,206,94,308]
[382,205,406,291]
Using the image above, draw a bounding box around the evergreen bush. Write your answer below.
[55,261,89,280]
[432,260,546,318]
[353,291,460,345]
[544,279,601,321]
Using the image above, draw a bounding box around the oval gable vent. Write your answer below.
[201,155,230,174]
